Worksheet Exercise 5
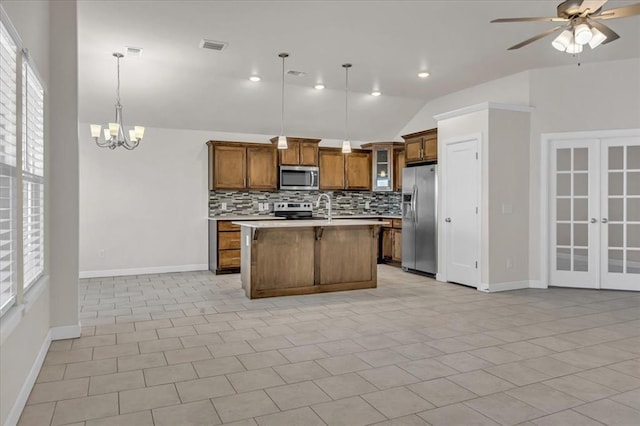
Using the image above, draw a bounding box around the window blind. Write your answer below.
[0,21,17,313]
[22,61,44,290]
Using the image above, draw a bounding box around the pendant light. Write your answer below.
[341,63,352,154]
[277,53,289,150]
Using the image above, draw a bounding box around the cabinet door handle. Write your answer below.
[590,218,597,223]
[601,218,608,223]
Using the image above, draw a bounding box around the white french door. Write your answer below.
[549,136,640,291]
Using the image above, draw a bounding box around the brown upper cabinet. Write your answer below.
[360,142,405,192]
[207,141,277,190]
[270,137,321,166]
[319,148,372,191]
[401,128,437,164]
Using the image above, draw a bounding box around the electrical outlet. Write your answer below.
[99,249,106,258]
[365,201,370,209]
[221,202,227,211]
[506,258,513,269]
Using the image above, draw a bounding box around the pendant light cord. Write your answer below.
[345,66,349,141]
[280,54,285,136]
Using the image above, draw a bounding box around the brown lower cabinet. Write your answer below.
[213,221,241,274]
[380,218,402,264]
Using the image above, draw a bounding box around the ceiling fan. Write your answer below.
[491,0,640,53]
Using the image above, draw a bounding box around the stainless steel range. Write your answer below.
[274,202,314,220]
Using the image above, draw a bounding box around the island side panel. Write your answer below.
[251,227,316,298]
[317,225,377,288]
[240,226,252,297]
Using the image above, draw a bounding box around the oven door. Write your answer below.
[280,166,319,190]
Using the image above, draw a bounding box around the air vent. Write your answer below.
[126,46,143,57]
[287,70,306,77]
[199,39,228,51]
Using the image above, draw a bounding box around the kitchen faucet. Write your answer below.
[316,193,332,222]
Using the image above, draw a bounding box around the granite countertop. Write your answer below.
[209,214,402,221]
[232,219,389,228]
[208,216,284,221]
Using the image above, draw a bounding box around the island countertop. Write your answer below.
[232,219,388,228]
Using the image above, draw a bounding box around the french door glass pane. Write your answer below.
[609,172,623,195]
[609,249,623,273]
[627,146,640,169]
[627,250,640,274]
[628,199,640,221]
[609,146,624,169]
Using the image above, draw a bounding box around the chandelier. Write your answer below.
[90,53,145,150]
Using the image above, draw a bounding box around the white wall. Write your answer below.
[528,58,640,285]
[1,1,79,424]
[396,71,531,137]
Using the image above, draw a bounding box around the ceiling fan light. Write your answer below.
[566,41,583,54]
[552,30,573,51]
[574,23,593,45]
[341,140,352,154]
[588,27,607,49]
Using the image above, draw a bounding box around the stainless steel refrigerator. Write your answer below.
[402,165,437,275]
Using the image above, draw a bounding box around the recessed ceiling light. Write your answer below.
[314,84,325,90]
[249,75,261,82]
[125,46,143,57]
[418,71,430,78]
[371,90,381,97]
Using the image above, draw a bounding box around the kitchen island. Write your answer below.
[232,219,386,298]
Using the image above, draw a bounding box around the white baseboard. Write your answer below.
[79,264,208,279]
[4,323,80,425]
[485,280,530,292]
[4,330,52,426]
[435,273,446,282]
[529,279,547,289]
[50,324,81,340]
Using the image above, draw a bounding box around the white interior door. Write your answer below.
[601,138,640,291]
[549,140,600,288]
[445,138,480,288]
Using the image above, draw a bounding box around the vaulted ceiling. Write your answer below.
[77,0,640,142]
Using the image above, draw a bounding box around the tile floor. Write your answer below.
[18,265,640,425]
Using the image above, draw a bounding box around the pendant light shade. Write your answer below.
[574,23,593,45]
[341,63,352,154]
[278,53,289,150]
[588,27,607,49]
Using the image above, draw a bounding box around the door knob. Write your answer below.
[590,218,597,223]
[601,218,608,223]
[445,217,452,223]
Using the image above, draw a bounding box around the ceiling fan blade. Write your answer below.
[595,2,640,19]
[589,20,621,44]
[491,17,568,23]
[507,25,565,50]
[578,0,608,14]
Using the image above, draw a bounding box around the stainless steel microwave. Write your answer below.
[279,166,319,190]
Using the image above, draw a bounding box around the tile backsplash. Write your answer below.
[209,190,402,217]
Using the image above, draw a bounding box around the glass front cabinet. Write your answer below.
[361,142,405,192]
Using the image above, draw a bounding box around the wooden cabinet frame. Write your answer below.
[270,137,321,166]
[401,128,438,164]
[207,141,277,190]
[318,148,372,191]
[361,142,405,192]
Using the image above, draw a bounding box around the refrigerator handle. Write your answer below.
[412,185,418,226]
